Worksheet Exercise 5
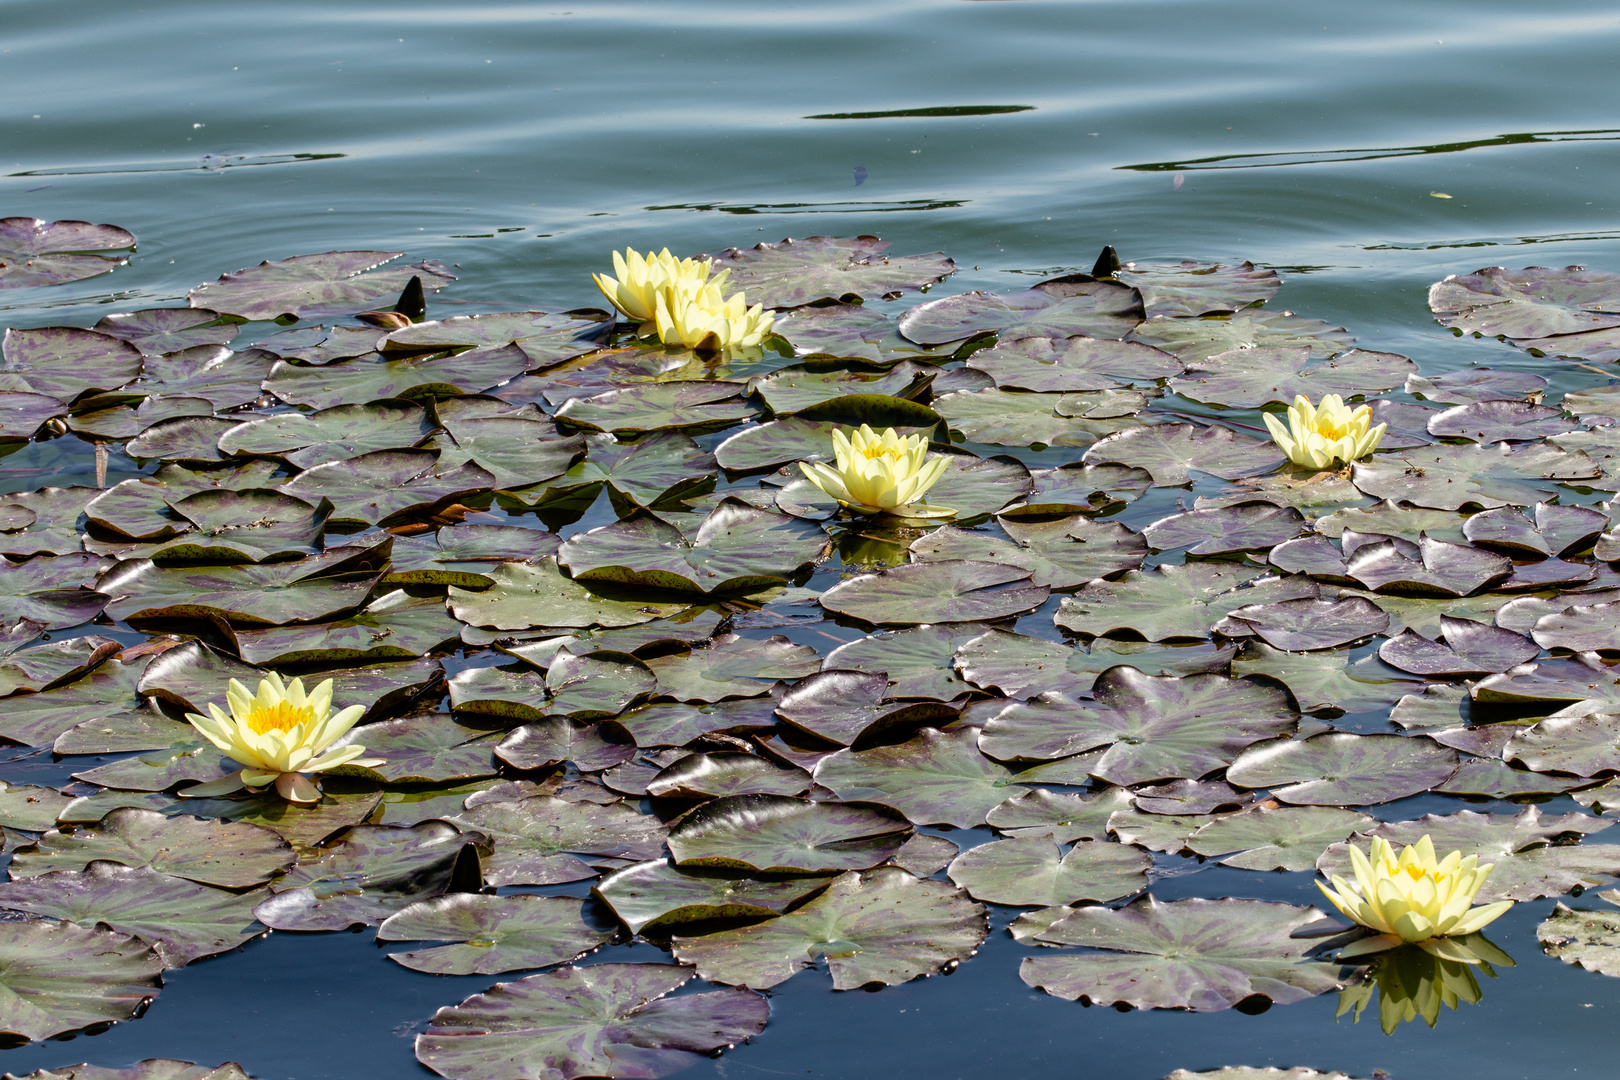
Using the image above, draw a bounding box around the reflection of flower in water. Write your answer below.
[1336,936,1513,1035]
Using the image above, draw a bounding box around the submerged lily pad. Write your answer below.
[672,866,986,990]
[378,894,612,976]
[1021,895,1349,1011]
[189,251,453,321]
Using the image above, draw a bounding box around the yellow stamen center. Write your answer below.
[246,701,316,735]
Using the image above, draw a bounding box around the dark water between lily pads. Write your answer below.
[4,1,1620,1078]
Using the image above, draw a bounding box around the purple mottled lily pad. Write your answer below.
[1405,367,1548,404]
[912,516,1144,589]
[1427,400,1578,443]
[1225,732,1458,805]
[646,752,812,799]
[979,667,1294,785]
[0,920,161,1040]
[416,962,768,1080]
[280,450,495,527]
[953,627,1233,698]
[1352,440,1600,511]
[1131,310,1355,361]
[672,866,985,990]
[1428,265,1620,339]
[555,382,756,436]
[932,387,1148,449]
[1347,537,1511,596]
[1503,701,1620,777]
[814,726,1027,828]
[495,717,637,773]
[0,391,67,441]
[1083,423,1285,487]
[1143,501,1303,555]
[1242,643,1424,714]
[1113,259,1281,318]
[95,308,238,354]
[10,807,292,887]
[698,235,955,309]
[775,670,959,746]
[0,551,110,629]
[1378,616,1540,676]
[382,310,611,367]
[1,326,143,404]
[899,276,1144,347]
[0,217,135,289]
[947,835,1149,906]
[667,794,909,873]
[1022,895,1350,1011]
[1222,596,1390,651]
[966,335,1182,391]
[450,796,668,887]
[594,860,833,934]
[1055,562,1312,641]
[1531,601,1620,653]
[1185,805,1376,872]
[190,251,453,321]
[218,400,436,469]
[378,893,612,976]
[1473,653,1620,705]
[820,559,1048,626]
[1169,347,1413,409]
[1464,502,1608,558]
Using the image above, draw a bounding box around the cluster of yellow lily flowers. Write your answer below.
[593,247,774,354]
[1317,835,1513,959]
[1264,392,1386,469]
[800,424,954,519]
[185,674,381,805]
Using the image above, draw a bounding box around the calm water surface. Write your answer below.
[3,1,1620,1077]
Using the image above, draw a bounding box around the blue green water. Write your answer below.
[4,0,1620,1076]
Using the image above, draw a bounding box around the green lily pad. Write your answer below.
[773,302,956,364]
[933,388,1148,448]
[522,431,716,511]
[189,251,452,321]
[0,780,73,831]
[613,697,779,747]
[775,670,958,747]
[1316,501,1468,543]
[1352,442,1601,511]
[954,628,1231,698]
[1168,347,1413,408]
[1001,462,1153,518]
[449,558,684,631]
[1185,806,1376,871]
[0,552,110,630]
[10,807,294,887]
[672,866,986,989]
[449,796,668,886]
[0,920,161,1041]
[378,894,612,975]
[7,1059,254,1080]
[823,623,982,700]
[1532,601,1620,653]
[1537,900,1620,977]
[947,836,1149,905]
[1054,563,1312,641]
[750,360,934,414]
[1131,310,1355,361]
[644,634,819,702]
[233,589,460,666]
[966,335,1182,391]
[329,714,500,784]
[1226,732,1458,805]
[700,236,955,308]
[0,656,150,747]
[1232,641,1423,713]
[714,408,940,473]
[1114,259,1281,318]
[263,345,531,410]
[96,306,237,354]
[555,382,756,436]
[667,794,909,873]
[985,786,1136,843]
[813,726,1027,828]
[101,552,382,627]
[820,560,1048,626]
[1379,617,1539,676]
[911,516,1144,589]
[980,667,1295,784]
[420,416,585,490]
[594,860,833,933]
[1083,423,1285,487]
[415,962,768,1080]
[1021,895,1350,1010]
[1143,502,1304,555]
[1502,702,1620,776]
[0,862,265,968]
[218,401,437,469]
[0,631,119,698]
[899,277,1144,347]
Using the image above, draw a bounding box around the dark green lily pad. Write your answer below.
[1226,732,1458,805]
[899,277,1144,347]
[1220,596,1389,651]
[813,726,1027,828]
[448,558,684,631]
[1023,895,1350,1010]
[1054,563,1312,641]
[0,920,161,1041]
[823,623,982,700]
[819,560,1048,626]
[1379,617,1539,676]
[415,963,768,1080]
[189,251,452,321]
[1083,423,1285,487]
[0,863,264,968]
[646,754,811,799]
[0,216,135,289]
[387,524,560,588]
[947,836,1148,906]
[218,401,437,470]
[1169,347,1413,408]
[932,388,1147,449]
[980,667,1294,784]
[1185,806,1375,871]
[911,516,1144,589]
[966,335,1182,391]
[450,796,668,886]
[667,794,909,873]
[644,634,819,701]
[1131,311,1355,361]
[594,860,833,934]
[1352,442,1601,511]
[699,236,955,308]
[985,787,1135,843]
[378,894,612,976]
[10,807,293,887]
[555,382,756,436]
[1143,502,1303,554]
[955,628,1234,698]
[254,821,477,930]
[0,326,143,405]
[100,552,381,627]
[672,866,986,989]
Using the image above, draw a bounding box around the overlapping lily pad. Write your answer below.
[451,796,668,886]
[814,727,1027,828]
[1083,423,1285,486]
[594,861,833,934]
[0,217,135,288]
[1352,442,1601,510]
[189,251,453,321]
[378,894,613,975]
[701,236,955,308]
[954,628,1233,698]
[1169,347,1414,408]
[1226,732,1459,805]
[254,821,477,929]
[1055,563,1312,640]
[667,795,910,873]
[0,920,162,1040]
[899,277,1144,347]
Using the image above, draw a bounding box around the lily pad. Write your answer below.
[819,560,1048,626]
[0,217,135,289]
[495,717,637,772]
[1428,399,1579,443]
[331,714,501,784]
[646,754,812,799]
[932,388,1147,449]
[965,336,1182,391]
[1428,265,1620,339]
[1226,732,1458,805]
[0,920,161,1041]
[101,553,381,627]
[612,697,778,747]
[450,796,668,886]
[1533,601,1620,653]
[593,860,833,934]
[381,310,611,365]
[0,392,68,442]
[980,668,1294,784]
[1220,596,1390,651]
[0,656,150,747]
[667,794,910,873]
[11,808,293,887]
[1347,537,1511,596]
[1022,895,1349,1010]
[714,404,939,472]
[415,963,768,1080]
[95,308,238,354]
[0,326,143,404]
[1083,423,1285,487]
[910,516,1144,588]
[1465,502,1608,558]
[700,235,955,308]
[449,558,683,631]
[814,726,1027,828]
[528,431,717,511]
[0,863,264,968]
[1378,617,1540,676]
[264,345,531,410]
[1169,347,1414,408]
[1503,703,1620,776]
[1131,311,1355,361]
[1185,806,1376,871]
[985,787,1136,843]
[555,382,756,436]
[822,623,982,700]
[1472,654,1620,705]
[672,866,986,989]
[1055,563,1312,641]
[0,552,110,629]
[1113,260,1281,318]
[218,401,436,469]
[899,277,1144,347]
[1351,442,1601,511]
[378,894,612,976]
[1143,502,1303,555]
[955,628,1234,698]
[947,836,1149,906]
[1406,367,1548,404]
[644,634,819,702]
[1536,900,1620,977]
[233,589,461,666]
[189,251,452,321]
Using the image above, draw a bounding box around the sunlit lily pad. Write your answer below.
[1472,653,1620,705]
[1083,423,1285,486]
[1001,461,1152,518]
[1220,596,1389,651]
[594,861,832,934]
[1428,399,1578,443]
[1113,260,1281,318]
[667,794,910,873]
[955,628,1234,698]
[101,551,381,627]
[910,516,1144,588]
[1378,617,1539,676]
[415,962,768,1080]
[1536,899,1620,977]
[820,560,1048,626]
[932,388,1147,448]
[264,345,531,410]
[899,277,1144,347]
[495,717,637,773]
[714,404,939,472]
[218,401,437,469]
[0,656,150,747]
[644,634,819,702]
[555,382,756,436]
[947,836,1148,906]
[965,335,1182,391]
[0,551,110,629]
[1055,563,1311,641]
[1352,442,1601,510]
[378,894,612,976]
[381,310,611,366]
[1169,347,1414,408]
[1226,732,1458,805]
[985,787,1135,843]
[0,326,143,405]
[750,361,934,415]
[0,217,135,289]
[1143,502,1303,554]
[449,558,683,631]
[0,920,161,1041]
[1502,702,1620,776]
[1185,806,1375,871]
[233,589,460,666]
[0,392,68,442]
[672,866,985,989]
[450,796,668,886]
[1022,895,1350,1010]
[1428,265,1620,339]
[330,714,500,784]
[189,251,452,321]
[1131,311,1355,361]
[646,753,811,799]
[814,726,1027,828]
[11,808,293,887]
[699,235,955,308]
[823,623,982,700]
[95,308,237,355]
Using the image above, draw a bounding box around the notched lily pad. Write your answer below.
[378,894,613,976]
[0,920,161,1041]
[667,794,910,873]
[700,235,955,308]
[819,560,1048,626]
[189,251,452,321]
[1083,423,1285,487]
[0,217,135,288]
[946,836,1149,906]
[1227,732,1458,805]
[899,276,1144,347]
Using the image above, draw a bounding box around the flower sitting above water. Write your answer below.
[1317,835,1514,959]
[184,674,382,805]
[1264,393,1386,469]
[592,247,729,332]
[653,283,775,354]
[799,424,954,519]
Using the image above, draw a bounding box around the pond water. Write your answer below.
[4,1,1620,1078]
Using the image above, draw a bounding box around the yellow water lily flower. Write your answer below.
[592,247,729,332]
[653,283,775,354]
[184,674,382,804]
[1264,393,1386,469]
[1317,835,1514,958]
[799,424,954,519]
